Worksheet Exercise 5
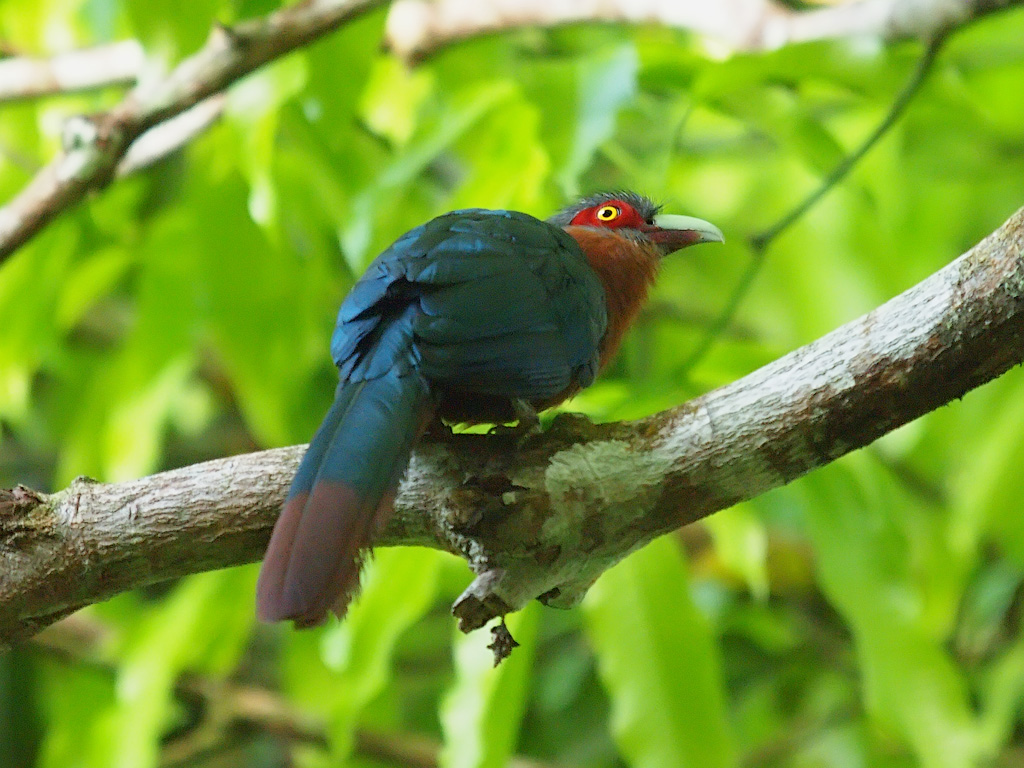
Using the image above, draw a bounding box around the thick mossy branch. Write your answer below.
[2,206,1022,644]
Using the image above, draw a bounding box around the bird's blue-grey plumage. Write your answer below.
[257,208,608,625]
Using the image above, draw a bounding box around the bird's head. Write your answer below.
[548,191,724,256]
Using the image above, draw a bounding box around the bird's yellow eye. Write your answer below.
[596,205,620,221]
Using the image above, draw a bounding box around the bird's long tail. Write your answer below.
[256,370,434,626]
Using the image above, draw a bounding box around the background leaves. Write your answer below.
[3,1,1024,766]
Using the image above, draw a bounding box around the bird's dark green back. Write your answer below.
[330,208,608,404]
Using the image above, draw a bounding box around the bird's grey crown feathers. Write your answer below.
[546,191,662,227]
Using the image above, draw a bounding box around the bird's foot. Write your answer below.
[423,414,456,442]
[487,399,541,447]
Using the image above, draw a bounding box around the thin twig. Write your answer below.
[678,33,947,377]
[0,40,144,102]
[116,95,227,177]
[750,33,948,250]
[31,618,552,768]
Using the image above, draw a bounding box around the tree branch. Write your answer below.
[0,0,387,266]
[384,0,1021,63]
[115,95,226,178]
[0,40,144,102]
[3,205,1023,645]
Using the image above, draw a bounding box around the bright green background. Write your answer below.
[3,2,1024,766]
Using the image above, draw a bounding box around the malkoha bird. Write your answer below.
[257,192,724,627]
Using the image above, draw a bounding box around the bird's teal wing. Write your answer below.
[331,208,608,402]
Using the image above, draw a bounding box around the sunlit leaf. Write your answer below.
[703,503,769,600]
[585,536,735,768]
[800,460,983,767]
[105,569,256,768]
[282,548,443,758]
[440,603,540,768]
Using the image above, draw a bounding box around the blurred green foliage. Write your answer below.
[2,1,1024,766]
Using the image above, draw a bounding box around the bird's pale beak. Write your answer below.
[644,214,725,256]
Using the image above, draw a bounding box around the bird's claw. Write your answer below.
[488,399,541,447]
[424,415,456,442]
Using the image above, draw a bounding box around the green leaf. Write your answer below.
[948,372,1024,568]
[440,602,540,768]
[978,631,1024,752]
[340,81,516,268]
[54,215,199,483]
[360,56,435,147]
[448,93,550,213]
[55,246,132,331]
[104,569,256,768]
[560,43,639,194]
[585,536,735,768]
[35,657,116,768]
[283,548,442,757]
[800,459,983,767]
[186,160,333,447]
[227,55,309,229]
[0,225,78,420]
[303,7,388,139]
[703,503,769,600]
[124,0,226,52]
[709,84,845,177]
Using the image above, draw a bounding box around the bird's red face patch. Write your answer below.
[570,199,648,230]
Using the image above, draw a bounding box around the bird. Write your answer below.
[256,191,724,627]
